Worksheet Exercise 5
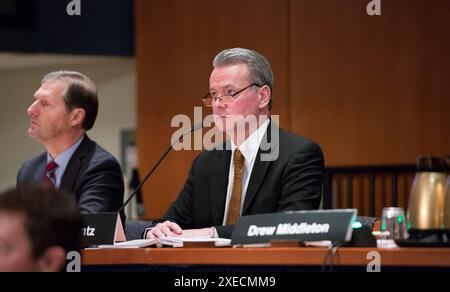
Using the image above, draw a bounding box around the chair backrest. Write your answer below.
[322,164,416,217]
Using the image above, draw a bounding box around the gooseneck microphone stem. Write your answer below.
[118,123,202,214]
[119,145,173,214]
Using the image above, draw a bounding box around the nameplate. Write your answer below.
[231,209,357,245]
[81,213,126,247]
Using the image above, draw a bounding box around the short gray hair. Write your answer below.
[213,48,273,110]
[42,70,98,131]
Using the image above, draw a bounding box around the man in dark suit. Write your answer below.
[146,48,324,239]
[17,71,124,215]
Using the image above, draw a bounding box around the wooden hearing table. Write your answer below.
[82,247,450,271]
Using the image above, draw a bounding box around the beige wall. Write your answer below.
[0,56,136,191]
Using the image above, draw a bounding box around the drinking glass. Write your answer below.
[381,207,408,240]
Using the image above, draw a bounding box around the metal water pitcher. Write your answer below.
[407,156,448,231]
[443,156,450,229]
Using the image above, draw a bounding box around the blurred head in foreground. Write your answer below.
[0,186,82,272]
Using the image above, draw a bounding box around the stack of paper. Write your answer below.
[96,237,231,249]
[159,236,231,248]
[98,239,159,249]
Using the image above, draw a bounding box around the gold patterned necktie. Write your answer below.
[226,149,245,225]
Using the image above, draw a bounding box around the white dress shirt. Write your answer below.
[222,119,270,225]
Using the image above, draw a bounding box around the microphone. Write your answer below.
[118,122,204,214]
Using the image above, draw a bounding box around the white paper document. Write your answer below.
[159,236,232,247]
[98,239,159,249]
[96,237,231,249]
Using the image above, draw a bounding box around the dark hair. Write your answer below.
[0,186,82,259]
[42,71,99,131]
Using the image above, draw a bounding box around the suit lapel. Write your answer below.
[60,136,92,192]
[34,154,47,183]
[242,150,271,214]
[242,122,279,214]
[210,147,231,225]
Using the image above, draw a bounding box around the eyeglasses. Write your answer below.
[202,83,262,107]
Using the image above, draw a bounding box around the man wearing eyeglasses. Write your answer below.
[146,48,324,239]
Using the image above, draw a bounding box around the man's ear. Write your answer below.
[36,246,67,272]
[70,108,86,128]
[258,85,271,110]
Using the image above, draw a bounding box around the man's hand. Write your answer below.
[145,221,182,239]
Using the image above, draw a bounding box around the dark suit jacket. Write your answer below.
[17,136,124,217]
[158,123,324,238]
